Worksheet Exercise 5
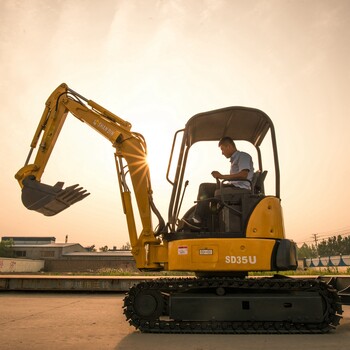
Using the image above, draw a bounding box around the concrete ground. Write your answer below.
[0,292,349,350]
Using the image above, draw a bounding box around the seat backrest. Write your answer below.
[250,171,260,191]
[254,170,267,194]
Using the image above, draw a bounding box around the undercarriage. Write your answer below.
[123,276,343,334]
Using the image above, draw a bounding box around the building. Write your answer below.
[2,236,56,245]
[1,236,135,272]
[12,243,87,260]
[2,236,86,259]
[44,250,135,272]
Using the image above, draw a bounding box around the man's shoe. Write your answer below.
[182,218,202,230]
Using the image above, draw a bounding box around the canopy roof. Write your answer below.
[184,106,273,147]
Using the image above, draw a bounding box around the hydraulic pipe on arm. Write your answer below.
[15,83,166,269]
[114,133,165,268]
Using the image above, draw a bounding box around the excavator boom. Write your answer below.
[15,83,164,270]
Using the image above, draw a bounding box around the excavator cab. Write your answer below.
[167,106,281,235]
[161,106,299,275]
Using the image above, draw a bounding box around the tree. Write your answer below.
[85,245,96,252]
[297,243,317,258]
[298,234,350,258]
[0,239,14,258]
[318,235,350,256]
[120,242,131,250]
[99,245,108,252]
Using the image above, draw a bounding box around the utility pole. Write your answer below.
[312,233,319,255]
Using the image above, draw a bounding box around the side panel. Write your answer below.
[168,238,275,271]
[246,197,285,239]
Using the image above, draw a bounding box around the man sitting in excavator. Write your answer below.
[183,136,254,229]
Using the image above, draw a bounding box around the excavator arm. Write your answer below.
[15,83,166,269]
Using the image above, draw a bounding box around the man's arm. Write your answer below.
[211,169,249,180]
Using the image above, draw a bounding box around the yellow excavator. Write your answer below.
[15,83,343,333]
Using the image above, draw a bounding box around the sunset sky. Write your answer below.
[1,0,349,250]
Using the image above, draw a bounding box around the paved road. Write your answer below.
[0,292,349,350]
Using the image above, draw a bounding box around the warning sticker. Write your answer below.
[178,246,188,255]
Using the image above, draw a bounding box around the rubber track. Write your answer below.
[123,277,343,334]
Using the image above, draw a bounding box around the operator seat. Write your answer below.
[213,170,268,233]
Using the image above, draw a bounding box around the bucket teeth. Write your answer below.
[57,184,89,204]
[21,176,90,216]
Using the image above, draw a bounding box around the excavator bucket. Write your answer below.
[21,175,90,216]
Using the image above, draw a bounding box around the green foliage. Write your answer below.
[120,242,131,250]
[0,239,14,258]
[298,235,350,258]
[297,243,317,258]
[317,235,350,256]
[98,242,131,252]
[249,269,346,276]
[85,245,96,252]
[94,268,193,276]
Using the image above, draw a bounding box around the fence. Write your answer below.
[0,258,44,273]
[304,255,350,270]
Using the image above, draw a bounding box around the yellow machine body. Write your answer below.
[15,84,296,274]
[167,197,285,272]
[168,238,275,271]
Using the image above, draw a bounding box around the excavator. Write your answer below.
[15,83,343,333]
